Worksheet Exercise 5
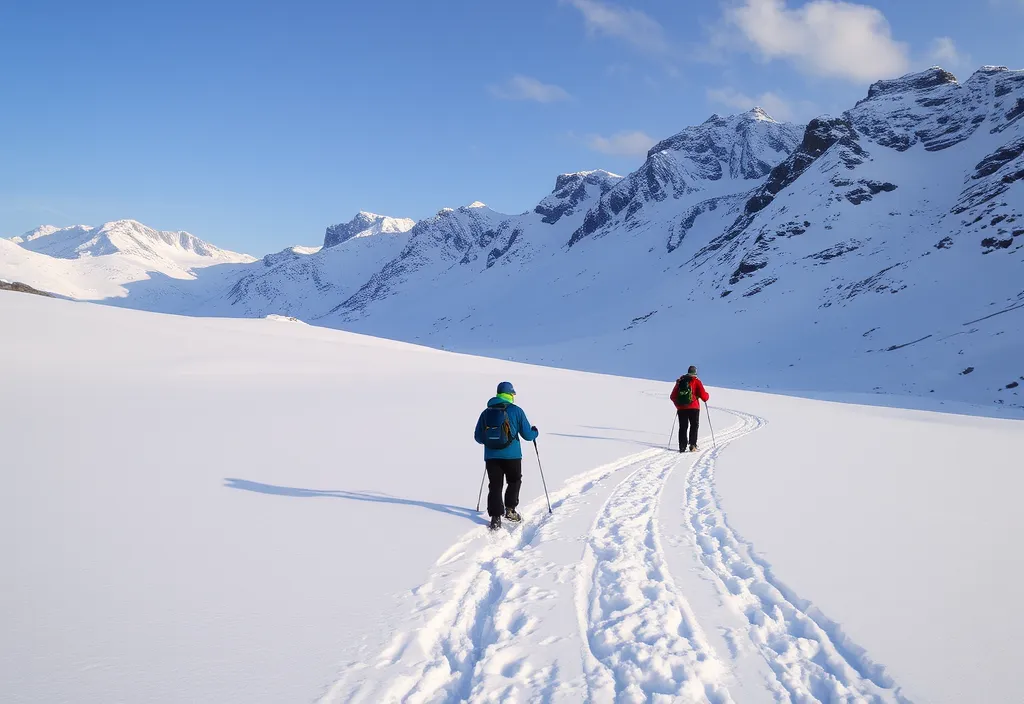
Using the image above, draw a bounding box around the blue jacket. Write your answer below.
[474,397,539,460]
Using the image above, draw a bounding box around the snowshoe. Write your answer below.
[504,508,522,523]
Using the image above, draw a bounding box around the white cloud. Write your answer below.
[562,0,670,55]
[928,36,969,70]
[727,0,910,83]
[488,75,571,103]
[587,131,657,157]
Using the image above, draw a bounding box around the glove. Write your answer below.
[531,426,538,433]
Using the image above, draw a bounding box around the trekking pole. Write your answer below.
[704,401,717,449]
[533,440,553,514]
[475,467,486,512]
[667,414,677,450]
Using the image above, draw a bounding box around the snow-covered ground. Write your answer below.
[2,293,1020,703]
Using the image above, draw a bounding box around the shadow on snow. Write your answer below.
[223,478,489,525]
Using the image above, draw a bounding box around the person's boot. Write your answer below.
[489,515,502,531]
[504,507,522,523]
[680,445,687,453]
[690,443,699,452]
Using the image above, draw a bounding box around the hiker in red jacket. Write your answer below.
[670,365,709,453]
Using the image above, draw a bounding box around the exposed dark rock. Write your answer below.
[973,138,1024,179]
[742,277,777,297]
[0,280,53,297]
[624,310,657,330]
[757,118,864,213]
[845,180,898,205]
[729,258,767,285]
[885,334,933,351]
[486,228,522,268]
[845,264,904,299]
[981,236,1013,250]
[1007,98,1024,123]
[808,240,862,262]
[535,171,620,225]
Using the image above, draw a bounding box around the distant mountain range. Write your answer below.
[3,66,1022,412]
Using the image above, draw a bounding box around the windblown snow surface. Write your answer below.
[1,294,1020,703]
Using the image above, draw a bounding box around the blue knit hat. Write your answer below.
[497,381,516,395]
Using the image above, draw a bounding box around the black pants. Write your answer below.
[485,458,522,518]
[678,408,701,450]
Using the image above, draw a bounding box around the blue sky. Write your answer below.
[2,0,1022,255]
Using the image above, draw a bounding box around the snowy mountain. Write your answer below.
[1,219,255,299]
[209,213,416,320]
[3,66,1022,411]
[323,211,415,248]
[14,219,253,267]
[321,67,1024,411]
[567,108,802,247]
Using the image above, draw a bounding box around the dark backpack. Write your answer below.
[481,404,515,449]
[675,376,694,406]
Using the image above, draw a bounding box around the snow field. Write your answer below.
[2,293,1021,703]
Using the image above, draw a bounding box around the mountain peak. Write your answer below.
[12,224,69,244]
[323,212,415,248]
[551,169,622,193]
[536,170,623,225]
[746,106,775,122]
[10,219,253,265]
[850,63,1024,153]
[644,111,801,181]
[864,66,959,101]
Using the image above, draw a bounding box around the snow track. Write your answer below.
[681,410,909,703]
[322,408,908,703]
[578,455,731,703]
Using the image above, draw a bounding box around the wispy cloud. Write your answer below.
[587,130,656,157]
[726,0,910,83]
[562,0,670,55]
[706,86,818,122]
[928,36,970,70]
[488,75,572,103]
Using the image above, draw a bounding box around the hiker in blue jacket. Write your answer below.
[474,381,538,531]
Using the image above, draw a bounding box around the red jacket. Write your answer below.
[670,375,709,410]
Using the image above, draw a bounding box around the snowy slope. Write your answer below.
[1,294,1021,703]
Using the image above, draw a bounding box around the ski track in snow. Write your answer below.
[321,408,908,703]
[577,453,732,703]
[683,410,909,703]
